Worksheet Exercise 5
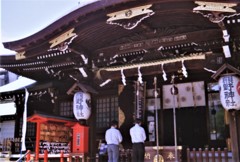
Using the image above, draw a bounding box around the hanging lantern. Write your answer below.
[73,92,91,120]
[218,75,240,110]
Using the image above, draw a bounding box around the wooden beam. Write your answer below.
[94,29,222,57]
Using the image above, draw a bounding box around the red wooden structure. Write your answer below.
[72,123,89,153]
[27,113,76,161]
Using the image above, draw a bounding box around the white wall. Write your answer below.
[0,102,16,116]
[0,120,15,145]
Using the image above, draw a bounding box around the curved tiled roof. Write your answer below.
[0,0,240,88]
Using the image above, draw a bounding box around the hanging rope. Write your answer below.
[101,53,205,72]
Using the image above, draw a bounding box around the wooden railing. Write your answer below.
[9,147,231,162]
[187,147,230,162]
[94,149,132,162]
[36,152,129,162]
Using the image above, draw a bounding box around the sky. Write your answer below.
[0,0,99,55]
[0,0,103,108]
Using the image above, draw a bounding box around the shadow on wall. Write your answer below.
[118,83,135,149]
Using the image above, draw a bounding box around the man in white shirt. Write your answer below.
[105,120,123,162]
[130,118,146,162]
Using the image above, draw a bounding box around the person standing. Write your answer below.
[105,120,123,162]
[130,118,146,162]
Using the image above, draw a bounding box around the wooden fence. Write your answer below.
[10,147,232,162]
[15,150,131,162]
[187,148,230,162]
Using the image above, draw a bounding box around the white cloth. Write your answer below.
[130,124,146,143]
[21,88,29,151]
[105,127,123,145]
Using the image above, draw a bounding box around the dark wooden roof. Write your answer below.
[211,63,240,80]
[28,111,77,125]
[1,0,240,89]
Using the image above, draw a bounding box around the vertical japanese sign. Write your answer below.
[134,82,146,119]
[73,92,91,120]
[219,75,240,110]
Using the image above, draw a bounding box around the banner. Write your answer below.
[21,88,29,151]
[163,81,206,109]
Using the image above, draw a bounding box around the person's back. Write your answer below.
[130,124,146,143]
[129,118,146,162]
[105,120,123,162]
[106,128,122,145]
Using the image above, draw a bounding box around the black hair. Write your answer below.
[111,120,118,126]
[135,118,142,124]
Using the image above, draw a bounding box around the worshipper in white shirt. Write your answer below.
[129,118,146,162]
[105,120,123,162]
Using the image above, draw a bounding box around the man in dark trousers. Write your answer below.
[130,118,146,162]
[105,120,123,162]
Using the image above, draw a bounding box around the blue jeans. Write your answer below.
[107,144,119,162]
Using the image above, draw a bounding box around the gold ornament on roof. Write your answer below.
[16,51,26,60]
[49,28,77,48]
[106,4,154,30]
[107,4,153,21]
[193,1,237,13]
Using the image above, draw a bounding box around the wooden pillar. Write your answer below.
[26,150,31,162]
[35,122,41,161]
[60,150,64,162]
[44,150,48,162]
[69,155,72,162]
[159,102,164,145]
[89,95,97,159]
[228,111,240,162]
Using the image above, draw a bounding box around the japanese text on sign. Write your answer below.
[76,93,84,117]
[222,76,236,108]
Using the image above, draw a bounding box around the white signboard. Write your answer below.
[219,75,240,110]
[73,92,91,120]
